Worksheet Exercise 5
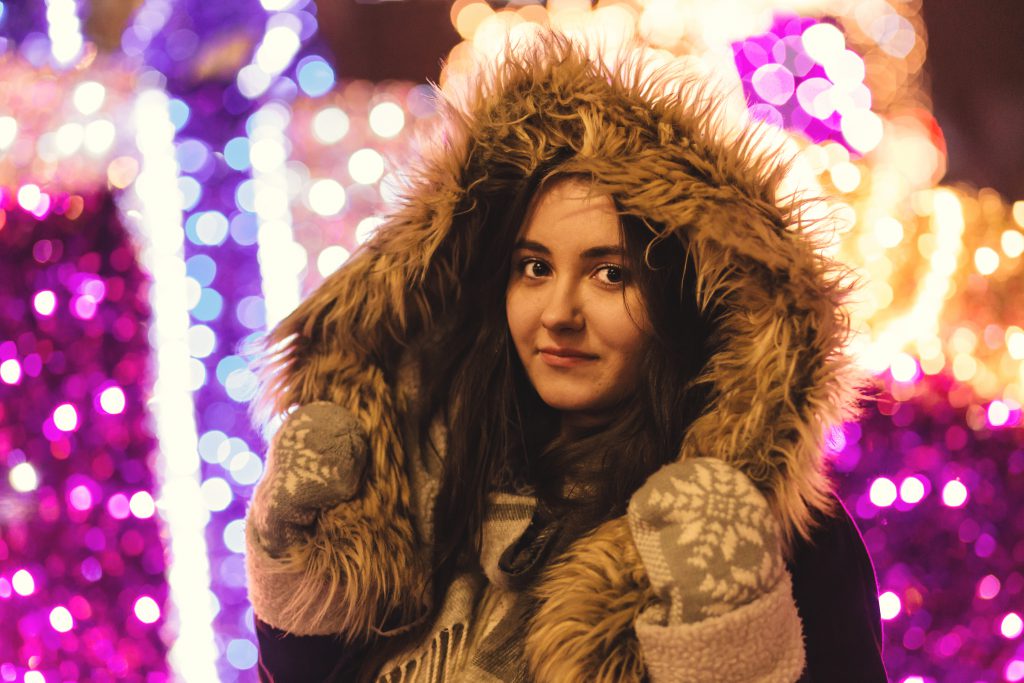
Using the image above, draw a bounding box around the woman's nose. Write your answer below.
[540,280,584,332]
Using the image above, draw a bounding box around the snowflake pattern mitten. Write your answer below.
[627,457,785,623]
[249,401,369,557]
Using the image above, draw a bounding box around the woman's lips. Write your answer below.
[538,348,597,367]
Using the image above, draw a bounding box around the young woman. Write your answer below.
[245,34,887,682]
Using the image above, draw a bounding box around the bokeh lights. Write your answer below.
[0,196,168,679]
[733,15,883,153]
[1002,613,1024,640]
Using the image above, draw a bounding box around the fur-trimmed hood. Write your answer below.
[253,32,862,676]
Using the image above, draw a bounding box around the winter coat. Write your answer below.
[245,33,887,682]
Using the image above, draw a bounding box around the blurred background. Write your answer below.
[0,0,1022,681]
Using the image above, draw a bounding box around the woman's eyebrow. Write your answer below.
[513,239,549,254]
[580,245,624,259]
[512,239,624,259]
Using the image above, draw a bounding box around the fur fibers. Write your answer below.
[526,516,655,682]
[252,33,863,678]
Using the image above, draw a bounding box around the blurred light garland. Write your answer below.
[125,84,218,681]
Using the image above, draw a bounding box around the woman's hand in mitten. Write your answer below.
[627,457,785,623]
[249,401,369,558]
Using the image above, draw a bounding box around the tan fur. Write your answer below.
[251,32,865,675]
[248,489,427,639]
[527,517,656,683]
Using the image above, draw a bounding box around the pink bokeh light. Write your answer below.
[72,295,99,320]
[68,485,94,511]
[977,574,1001,600]
[106,493,131,520]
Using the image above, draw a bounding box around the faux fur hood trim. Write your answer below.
[252,32,862,653]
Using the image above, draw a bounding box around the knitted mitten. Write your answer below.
[249,401,369,558]
[627,457,785,623]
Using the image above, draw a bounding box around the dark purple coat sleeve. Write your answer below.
[788,495,888,682]
[254,618,367,682]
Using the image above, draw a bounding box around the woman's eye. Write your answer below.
[520,258,550,278]
[596,265,625,285]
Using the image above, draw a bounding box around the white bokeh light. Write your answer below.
[200,477,233,512]
[99,386,127,415]
[55,123,85,156]
[260,0,299,9]
[53,403,79,432]
[873,216,904,248]
[317,246,351,277]
[18,184,43,212]
[73,81,107,115]
[841,109,883,154]
[34,290,58,316]
[12,569,36,596]
[84,119,117,155]
[255,25,302,75]
[187,325,217,359]
[10,462,39,493]
[312,107,350,144]
[889,353,918,382]
[130,490,156,519]
[989,400,1011,427]
[355,216,384,245]
[878,591,901,620]
[50,606,74,632]
[46,0,85,65]
[223,519,247,553]
[0,116,17,149]
[134,596,161,624]
[0,359,22,385]
[942,480,968,508]
[348,148,385,185]
[369,102,406,138]
[1002,613,1024,639]
[974,246,1000,275]
[249,138,287,173]
[801,22,846,65]
[869,477,897,507]
[899,476,926,504]
[308,179,346,216]
[1002,229,1024,258]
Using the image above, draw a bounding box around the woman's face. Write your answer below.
[506,178,650,430]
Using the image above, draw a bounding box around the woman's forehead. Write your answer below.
[518,179,620,246]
